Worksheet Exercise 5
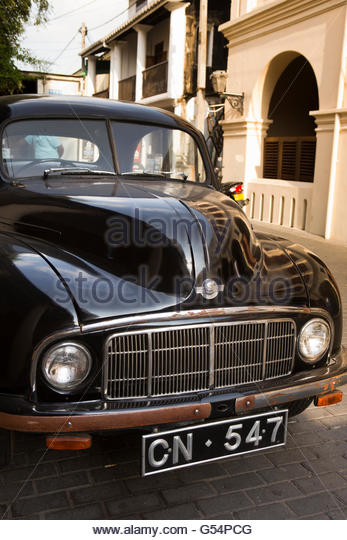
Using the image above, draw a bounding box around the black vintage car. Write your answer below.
[0,95,346,475]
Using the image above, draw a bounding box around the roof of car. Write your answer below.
[0,95,194,132]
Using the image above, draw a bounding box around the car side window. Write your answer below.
[111,121,207,183]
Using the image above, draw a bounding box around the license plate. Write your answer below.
[142,409,288,476]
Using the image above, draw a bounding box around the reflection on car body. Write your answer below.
[0,95,345,474]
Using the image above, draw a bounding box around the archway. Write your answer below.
[262,54,319,182]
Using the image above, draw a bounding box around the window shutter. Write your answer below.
[263,140,279,179]
[299,140,316,181]
[263,137,316,182]
[281,141,297,180]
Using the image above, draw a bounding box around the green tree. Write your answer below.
[0,0,50,94]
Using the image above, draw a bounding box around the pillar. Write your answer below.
[109,41,125,100]
[308,111,336,236]
[328,110,347,242]
[134,24,152,101]
[221,119,272,183]
[86,55,96,96]
[166,3,189,100]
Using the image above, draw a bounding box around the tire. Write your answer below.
[0,429,11,468]
[286,397,314,417]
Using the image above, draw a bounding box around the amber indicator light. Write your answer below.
[46,434,92,450]
[315,391,343,407]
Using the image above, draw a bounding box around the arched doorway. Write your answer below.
[263,55,319,182]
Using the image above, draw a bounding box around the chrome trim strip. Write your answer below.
[209,325,215,388]
[103,331,109,398]
[30,306,334,400]
[81,306,311,333]
[147,332,153,398]
[262,320,268,380]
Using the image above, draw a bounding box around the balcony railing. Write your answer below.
[142,61,168,99]
[93,89,109,98]
[118,75,136,102]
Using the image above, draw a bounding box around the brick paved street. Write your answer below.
[1,223,346,520]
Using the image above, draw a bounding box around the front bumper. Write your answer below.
[1,346,346,433]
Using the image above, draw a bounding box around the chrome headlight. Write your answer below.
[42,342,92,390]
[298,319,331,363]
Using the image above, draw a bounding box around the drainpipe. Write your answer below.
[196,0,208,133]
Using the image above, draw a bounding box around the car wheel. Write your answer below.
[0,430,10,468]
[286,397,314,417]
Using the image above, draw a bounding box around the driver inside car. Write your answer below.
[24,134,64,159]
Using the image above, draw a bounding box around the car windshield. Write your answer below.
[1,119,115,179]
[111,121,206,183]
[1,118,207,184]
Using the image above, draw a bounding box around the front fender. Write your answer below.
[261,233,342,353]
[0,233,78,393]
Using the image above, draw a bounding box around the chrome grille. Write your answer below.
[104,319,296,399]
[107,333,149,398]
[265,321,296,379]
[214,323,266,387]
[151,327,210,396]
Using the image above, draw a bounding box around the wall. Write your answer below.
[121,32,137,80]
[328,110,347,243]
[147,18,170,59]
[231,0,279,19]
[95,73,110,93]
[220,1,347,237]
[247,179,313,230]
[37,77,82,95]
[128,0,148,19]
[223,6,345,120]
[267,56,318,137]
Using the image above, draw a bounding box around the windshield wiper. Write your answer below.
[121,170,188,181]
[43,167,118,178]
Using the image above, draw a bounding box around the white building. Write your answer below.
[20,71,83,96]
[220,0,347,244]
[80,0,230,163]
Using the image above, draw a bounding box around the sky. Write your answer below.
[21,0,129,75]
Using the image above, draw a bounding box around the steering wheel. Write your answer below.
[15,159,75,177]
